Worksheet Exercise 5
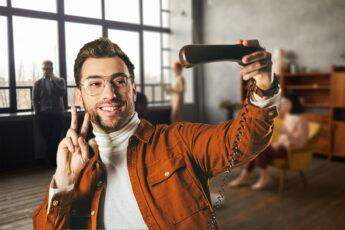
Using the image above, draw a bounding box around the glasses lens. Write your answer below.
[85,78,104,95]
[112,76,128,88]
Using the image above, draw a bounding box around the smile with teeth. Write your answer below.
[100,106,119,111]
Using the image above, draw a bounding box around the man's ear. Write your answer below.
[76,88,84,108]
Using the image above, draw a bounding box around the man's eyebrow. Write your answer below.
[85,72,129,79]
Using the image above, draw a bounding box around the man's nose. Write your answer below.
[102,81,117,100]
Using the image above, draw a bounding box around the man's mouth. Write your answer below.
[98,104,122,114]
[100,106,120,111]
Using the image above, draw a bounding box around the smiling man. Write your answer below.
[33,37,280,229]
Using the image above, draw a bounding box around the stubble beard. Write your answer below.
[83,100,134,133]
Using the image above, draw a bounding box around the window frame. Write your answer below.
[0,0,171,113]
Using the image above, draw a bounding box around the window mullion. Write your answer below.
[7,2,17,112]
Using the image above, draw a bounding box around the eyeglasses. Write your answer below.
[81,74,130,96]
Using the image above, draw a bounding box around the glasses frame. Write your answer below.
[81,74,131,96]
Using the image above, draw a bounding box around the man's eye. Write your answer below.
[89,81,102,87]
[113,79,126,86]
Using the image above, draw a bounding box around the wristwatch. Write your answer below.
[252,74,280,97]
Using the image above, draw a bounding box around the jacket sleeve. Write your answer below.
[33,183,74,230]
[176,98,278,177]
[51,77,66,97]
[32,81,40,113]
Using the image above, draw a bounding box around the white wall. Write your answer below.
[170,0,194,104]
[202,0,345,124]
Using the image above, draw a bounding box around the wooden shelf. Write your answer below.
[302,103,329,108]
[286,85,330,90]
[331,120,345,125]
[282,72,330,77]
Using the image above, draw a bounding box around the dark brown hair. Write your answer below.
[284,92,304,114]
[42,60,53,67]
[74,37,135,88]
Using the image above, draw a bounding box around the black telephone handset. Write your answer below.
[179,44,259,229]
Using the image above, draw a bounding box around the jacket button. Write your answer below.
[95,162,100,168]
[164,171,170,177]
[52,200,59,207]
[97,181,103,187]
[91,210,95,216]
[268,111,274,117]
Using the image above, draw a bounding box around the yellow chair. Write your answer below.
[269,118,322,193]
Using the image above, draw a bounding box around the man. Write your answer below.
[33,60,66,168]
[165,61,185,122]
[33,38,280,229]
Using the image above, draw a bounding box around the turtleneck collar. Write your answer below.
[93,113,141,148]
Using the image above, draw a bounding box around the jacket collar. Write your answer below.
[132,119,155,143]
[90,119,155,161]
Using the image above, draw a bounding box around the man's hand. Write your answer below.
[238,39,272,92]
[49,73,55,81]
[54,106,90,188]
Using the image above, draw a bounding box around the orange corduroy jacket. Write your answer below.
[33,101,278,230]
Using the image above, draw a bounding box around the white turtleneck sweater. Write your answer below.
[48,113,148,229]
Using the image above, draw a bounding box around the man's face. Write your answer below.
[42,63,53,77]
[76,57,137,134]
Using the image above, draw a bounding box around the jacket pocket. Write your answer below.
[146,154,208,225]
[147,154,186,186]
[70,203,92,229]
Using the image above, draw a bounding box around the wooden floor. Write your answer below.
[1,156,345,230]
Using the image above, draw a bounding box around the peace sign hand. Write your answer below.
[54,106,91,188]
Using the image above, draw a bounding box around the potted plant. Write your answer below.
[219,100,240,120]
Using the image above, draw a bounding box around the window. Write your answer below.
[0,16,9,87]
[0,0,173,113]
[65,22,102,106]
[11,0,56,13]
[143,0,160,27]
[105,0,140,24]
[12,16,58,110]
[65,0,101,19]
[0,16,9,108]
[144,31,161,102]
[108,29,140,86]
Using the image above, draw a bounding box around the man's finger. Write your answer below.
[240,59,272,76]
[61,137,75,153]
[242,51,271,64]
[78,137,89,164]
[243,39,260,48]
[242,70,259,81]
[66,128,79,147]
[80,113,90,138]
[70,106,78,130]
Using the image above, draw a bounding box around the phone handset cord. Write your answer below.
[207,79,256,229]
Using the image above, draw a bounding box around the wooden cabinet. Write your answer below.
[241,67,345,159]
[332,122,345,157]
[330,66,345,158]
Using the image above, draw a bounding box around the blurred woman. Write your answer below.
[228,93,309,189]
[165,61,185,122]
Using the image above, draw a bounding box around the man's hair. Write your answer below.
[42,60,53,67]
[74,37,135,88]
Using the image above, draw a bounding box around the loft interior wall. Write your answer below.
[202,0,345,124]
[170,0,199,122]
